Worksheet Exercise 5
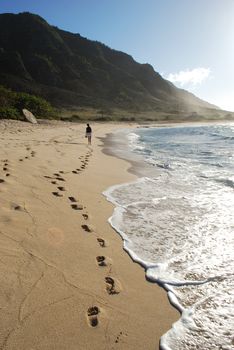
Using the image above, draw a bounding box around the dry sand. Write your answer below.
[0,120,178,350]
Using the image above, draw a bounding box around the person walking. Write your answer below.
[85,123,92,145]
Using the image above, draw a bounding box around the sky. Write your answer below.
[0,0,234,111]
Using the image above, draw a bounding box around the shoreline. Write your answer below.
[103,128,160,178]
[0,120,178,349]
[102,119,234,178]
[105,122,234,350]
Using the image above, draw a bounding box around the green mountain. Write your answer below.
[0,12,230,119]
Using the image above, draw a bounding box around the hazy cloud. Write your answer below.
[166,67,211,86]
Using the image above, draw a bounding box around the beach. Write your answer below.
[0,120,178,350]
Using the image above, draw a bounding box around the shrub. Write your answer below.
[14,92,55,117]
[0,85,56,119]
[93,115,112,121]
[0,85,15,107]
[0,107,20,119]
[70,114,81,121]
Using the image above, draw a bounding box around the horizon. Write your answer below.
[0,0,233,112]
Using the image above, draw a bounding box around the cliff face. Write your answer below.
[0,12,217,112]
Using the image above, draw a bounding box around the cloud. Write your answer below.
[166,67,211,86]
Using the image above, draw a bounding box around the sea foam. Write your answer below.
[103,124,234,350]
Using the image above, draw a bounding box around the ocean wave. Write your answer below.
[104,124,234,350]
[215,178,234,189]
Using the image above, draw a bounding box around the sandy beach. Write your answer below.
[0,119,178,350]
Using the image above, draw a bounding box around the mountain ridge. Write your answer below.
[0,12,228,120]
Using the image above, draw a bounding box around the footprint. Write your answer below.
[59,171,64,174]
[115,332,125,344]
[105,277,119,295]
[0,179,5,183]
[44,175,52,179]
[11,203,22,211]
[96,256,106,267]
[81,224,92,232]
[68,196,77,203]
[87,306,100,327]
[56,177,65,182]
[51,181,57,185]
[3,167,8,171]
[52,192,63,197]
[97,238,106,247]
[72,170,78,174]
[5,173,10,177]
[82,214,88,220]
[71,204,83,210]
[57,186,66,191]
[19,159,23,162]
[54,173,60,176]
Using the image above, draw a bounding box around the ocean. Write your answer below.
[103,123,234,350]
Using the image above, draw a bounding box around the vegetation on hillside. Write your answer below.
[0,12,233,122]
[0,85,55,120]
[0,12,223,117]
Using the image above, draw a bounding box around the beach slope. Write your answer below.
[0,120,178,350]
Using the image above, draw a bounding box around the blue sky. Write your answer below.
[1,0,233,111]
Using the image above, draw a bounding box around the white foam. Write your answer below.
[103,124,234,350]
